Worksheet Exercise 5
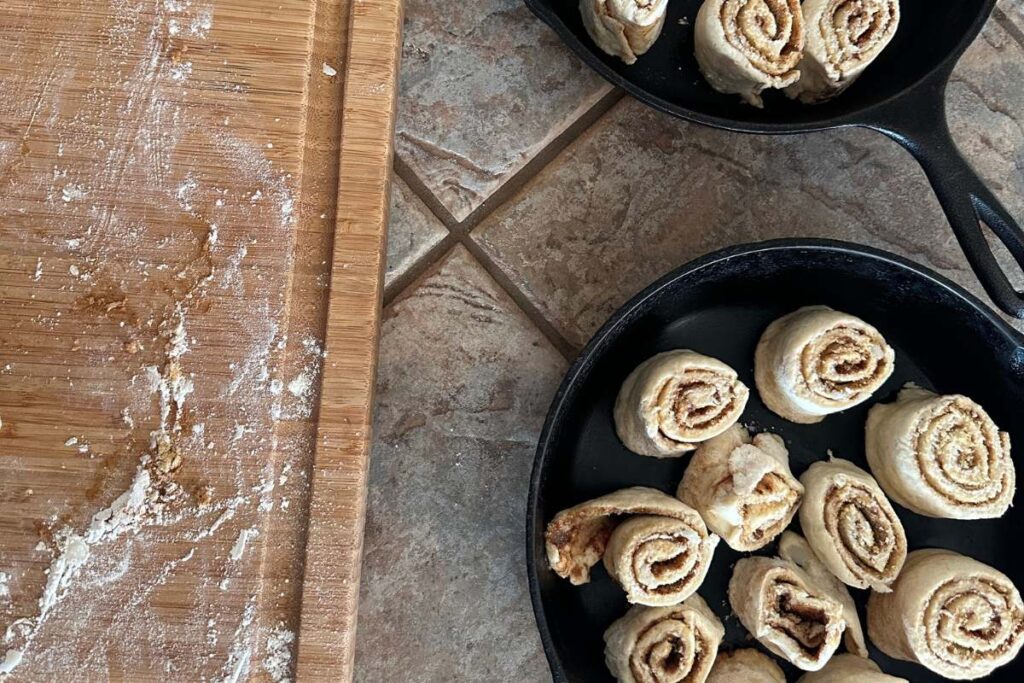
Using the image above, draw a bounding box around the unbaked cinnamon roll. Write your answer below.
[615,350,749,457]
[694,0,805,107]
[677,424,803,551]
[778,531,867,658]
[755,306,894,424]
[604,596,726,683]
[707,648,786,683]
[796,654,907,682]
[729,556,846,671]
[866,384,1015,519]
[580,0,669,64]
[786,0,900,103]
[799,459,906,592]
[867,549,1024,680]
[545,487,719,605]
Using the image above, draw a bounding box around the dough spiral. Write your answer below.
[695,0,805,107]
[799,459,906,592]
[755,306,894,424]
[604,596,725,683]
[729,556,846,671]
[580,0,669,64]
[545,487,719,605]
[778,531,867,658]
[867,549,1024,680]
[866,385,1015,519]
[677,424,803,551]
[615,350,749,457]
[787,0,900,103]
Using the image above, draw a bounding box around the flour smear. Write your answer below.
[0,0,314,678]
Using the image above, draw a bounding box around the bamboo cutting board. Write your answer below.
[0,0,400,679]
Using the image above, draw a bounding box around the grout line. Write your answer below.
[394,154,460,229]
[383,232,457,306]
[993,7,1024,50]
[453,87,625,236]
[395,87,625,237]
[386,88,625,358]
[457,236,578,361]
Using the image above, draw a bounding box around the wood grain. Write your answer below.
[0,0,398,679]
[295,0,404,678]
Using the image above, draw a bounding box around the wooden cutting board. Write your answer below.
[0,0,400,679]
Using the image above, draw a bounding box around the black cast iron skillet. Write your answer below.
[526,239,1024,682]
[524,0,1024,319]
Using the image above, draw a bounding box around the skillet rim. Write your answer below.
[522,0,997,134]
[525,237,1024,683]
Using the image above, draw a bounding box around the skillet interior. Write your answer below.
[527,240,1024,682]
[525,0,993,131]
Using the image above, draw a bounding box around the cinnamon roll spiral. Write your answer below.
[729,556,847,671]
[580,0,669,65]
[799,459,907,592]
[778,531,867,658]
[604,596,726,683]
[695,0,805,107]
[615,350,749,457]
[787,0,900,103]
[545,487,719,606]
[866,385,1015,519]
[755,306,895,424]
[677,424,803,551]
[867,549,1024,680]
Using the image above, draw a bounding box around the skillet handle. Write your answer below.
[866,95,1024,319]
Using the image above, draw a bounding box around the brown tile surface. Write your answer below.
[474,21,1024,349]
[354,246,565,682]
[395,0,612,221]
[386,174,448,288]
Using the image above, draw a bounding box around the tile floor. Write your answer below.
[356,1,1024,680]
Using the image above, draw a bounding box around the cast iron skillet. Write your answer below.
[526,239,1024,682]
[523,0,1024,319]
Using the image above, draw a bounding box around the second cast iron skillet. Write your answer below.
[523,0,1024,318]
[526,239,1024,682]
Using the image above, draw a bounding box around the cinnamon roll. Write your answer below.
[580,0,669,65]
[615,350,749,457]
[545,487,719,605]
[694,0,805,107]
[799,459,906,592]
[786,0,900,103]
[778,531,867,658]
[604,595,726,683]
[755,306,894,424]
[729,556,846,671]
[867,549,1024,680]
[866,384,1015,519]
[677,424,803,551]
[796,654,907,682]
[707,648,786,683]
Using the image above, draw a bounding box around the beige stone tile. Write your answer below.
[475,21,1024,349]
[1000,0,1024,31]
[386,174,448,288]
[354,246,565,682]
[396,0,612,222]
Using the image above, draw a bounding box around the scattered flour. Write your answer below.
[215,596,257,683]
[262,624,295,683]
[1,468,155,675]
[228,528,258,562]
